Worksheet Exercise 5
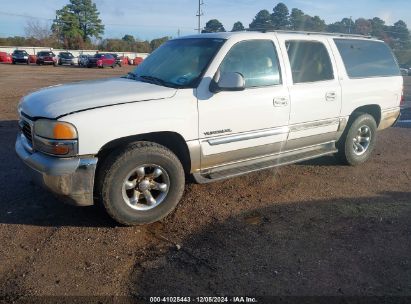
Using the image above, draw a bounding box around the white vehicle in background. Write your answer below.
[16,31,403,225]
[57,52,76,66]
[400,68,408,76]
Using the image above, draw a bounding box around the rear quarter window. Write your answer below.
[334,39,400,78]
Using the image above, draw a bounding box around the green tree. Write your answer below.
[122,34,135,44]
[369,17,386,38]
[249,10,273,31]
[232,21,245,32]
[327,17,353,33]
[327,21,345,33]
[52,0,104,48]
[202,19,226,33]
[272,2,289,29]
[290,8,305,30]
[390,20,411,49]
[150,36,170,50]
[306,16,326,32]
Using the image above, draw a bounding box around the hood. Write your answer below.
[20,77,177,119]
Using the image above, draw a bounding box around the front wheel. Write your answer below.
[97,142,185,226]
[336,113,377,166]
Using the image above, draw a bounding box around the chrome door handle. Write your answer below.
[274,97,289,107]
[325,92,336,101]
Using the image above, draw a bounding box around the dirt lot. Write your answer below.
[0,64,410,301]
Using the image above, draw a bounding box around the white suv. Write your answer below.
[16,31,403,225]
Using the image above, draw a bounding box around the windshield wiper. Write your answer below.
[139,75,168,85]
[124,72,138,80]
[124,73,180,88]
[138,75,180,88]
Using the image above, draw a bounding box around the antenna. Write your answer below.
[196,0,204,34]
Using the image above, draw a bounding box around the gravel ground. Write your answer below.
[0,64,410,301]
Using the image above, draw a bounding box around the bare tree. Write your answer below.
[25,19,52,41]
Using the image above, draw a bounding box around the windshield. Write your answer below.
[38,52,53,56]
[14,50,27,55]
[60,53,73,58]
[130,38,226,88]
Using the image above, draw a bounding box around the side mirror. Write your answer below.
[210,71,245,93]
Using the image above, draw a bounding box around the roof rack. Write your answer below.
[245,28,374,39]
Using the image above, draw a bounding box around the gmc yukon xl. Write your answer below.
[16,31,403,225]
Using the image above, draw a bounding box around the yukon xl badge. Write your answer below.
[204,129,232,136]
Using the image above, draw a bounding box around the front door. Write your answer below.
[196,38,291,170]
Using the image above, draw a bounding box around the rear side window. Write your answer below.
[220,40,282,88]
[334,39,400,78]
[286,40,334,84]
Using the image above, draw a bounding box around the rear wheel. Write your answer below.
[97,142,185,226]
[336,113,377,166]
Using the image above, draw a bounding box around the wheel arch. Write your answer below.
[97,131,192,175]
[350,104,382,126]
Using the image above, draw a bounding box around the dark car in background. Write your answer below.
[112,54,123,67]
[12,50,29,64]
[87,53,116,68]
[36,51,57,66]
[58,52,76,65]
[78,54,90,67]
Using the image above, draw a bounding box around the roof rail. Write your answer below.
[245,28,374,39]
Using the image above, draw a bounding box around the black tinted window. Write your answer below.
[286,40,334,83]
[220,40,282,88]
[334,39,400,78]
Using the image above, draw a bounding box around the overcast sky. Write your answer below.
[0,0,411,40]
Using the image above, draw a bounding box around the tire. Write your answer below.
[96,141,185,226]
[336,113,377,166]
[12,61,16,65]
[111,64,115,69]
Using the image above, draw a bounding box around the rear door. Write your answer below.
[276,36,342,150]
[196,37,291,170]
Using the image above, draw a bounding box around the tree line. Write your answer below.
[1,0,411,63]
[0,0,169,53]
[203,2,411,53]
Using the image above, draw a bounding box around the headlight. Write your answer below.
[33,120,78,157]
[34,119,77,140]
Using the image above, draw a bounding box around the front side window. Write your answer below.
[219,40,282,88]
[334,39,400,78]
[286,40,334,84]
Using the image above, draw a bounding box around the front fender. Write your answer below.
[62,90,198,155]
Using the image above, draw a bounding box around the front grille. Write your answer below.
[20,119,33,145]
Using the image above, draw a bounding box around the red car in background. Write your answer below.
[87,53,116,68]
[36,51,57,66]
[0,52,12,63]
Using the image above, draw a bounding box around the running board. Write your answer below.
[193,142,338,184]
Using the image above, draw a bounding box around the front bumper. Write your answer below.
[15,134,98,206]
[13,58,28,63]
[60,59,75,64]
